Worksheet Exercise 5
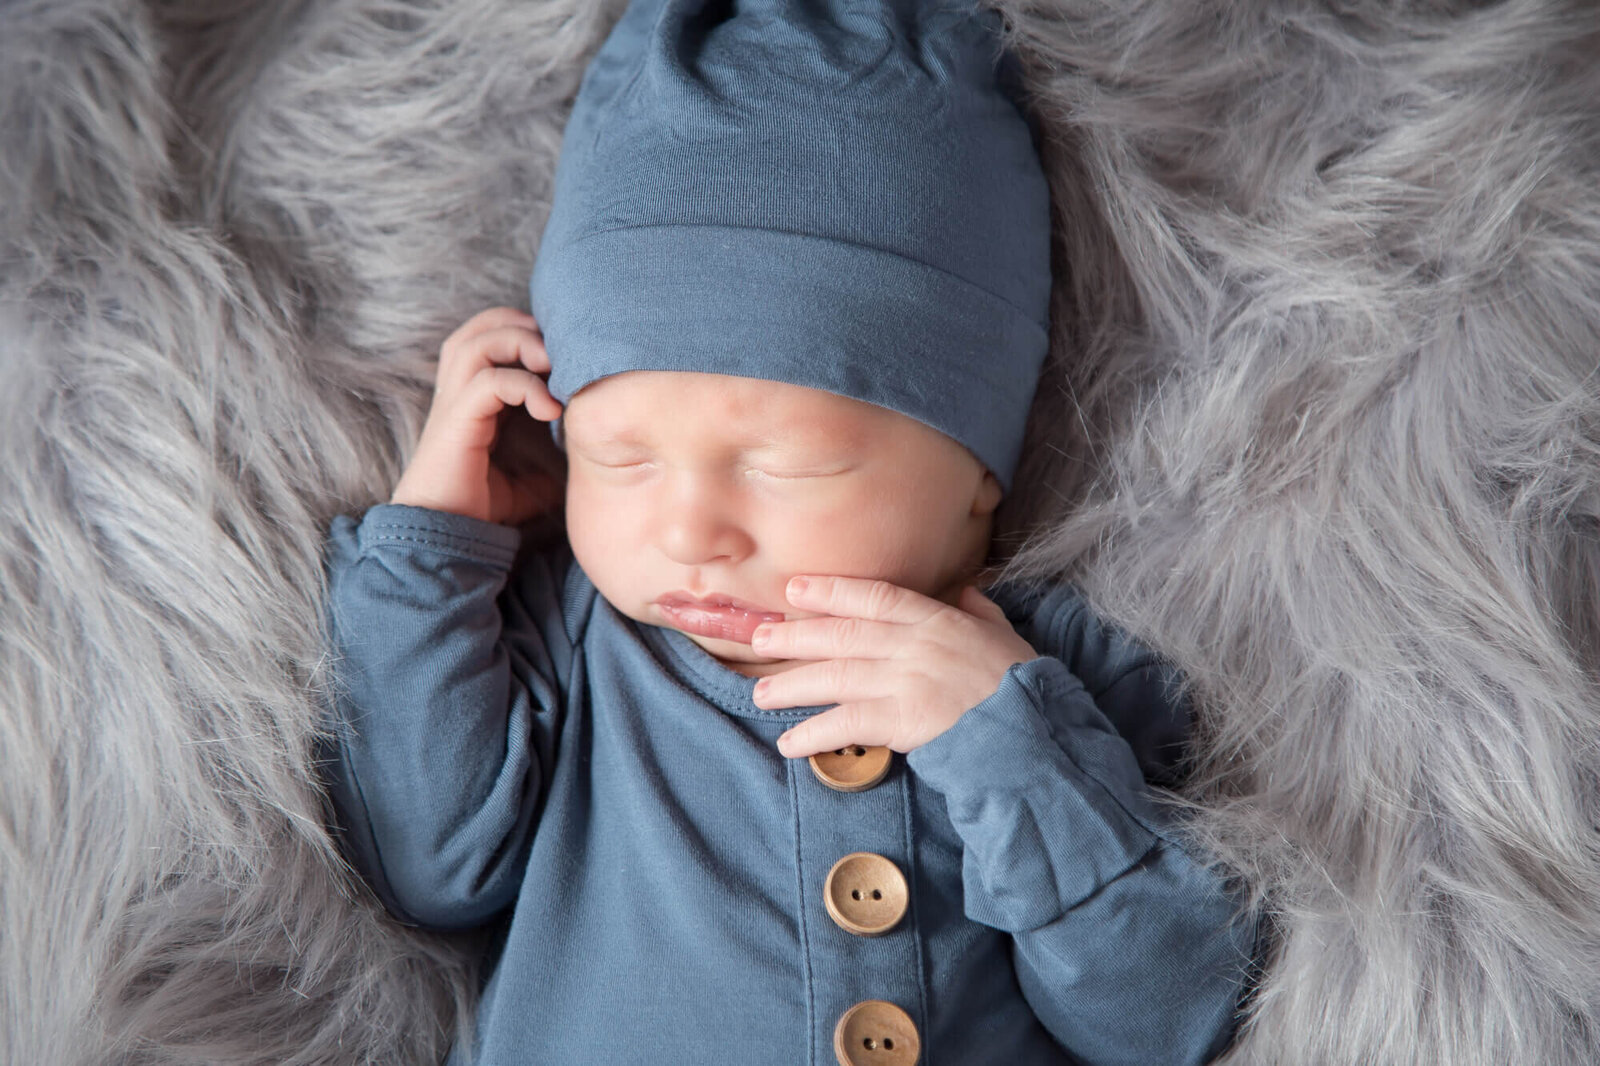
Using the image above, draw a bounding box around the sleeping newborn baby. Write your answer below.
[315,0,1262,1063]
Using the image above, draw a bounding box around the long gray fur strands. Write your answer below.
[4,0,1600,1062]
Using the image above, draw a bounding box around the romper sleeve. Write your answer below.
[311,502,576,932]
[904,583,1263,1066]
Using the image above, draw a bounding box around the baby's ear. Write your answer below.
[972,469,1003,516]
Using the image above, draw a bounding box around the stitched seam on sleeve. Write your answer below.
[365,520,515,549]
[363,529,516,564]
[366,530,508,549]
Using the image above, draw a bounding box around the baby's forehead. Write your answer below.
[563,370,896,442]
[558,368,986,477]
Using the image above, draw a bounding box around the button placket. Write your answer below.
[794,744,923,1064]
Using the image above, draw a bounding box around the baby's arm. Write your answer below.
[907,654,1259,1065]
[316,308,570,931]
[754,576,1260,1065]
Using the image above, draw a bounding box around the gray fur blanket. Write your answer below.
[5,0,1600,1062]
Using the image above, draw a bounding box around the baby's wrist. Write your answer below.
[388,483,490,523]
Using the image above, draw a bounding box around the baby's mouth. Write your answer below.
[653,593,785,645]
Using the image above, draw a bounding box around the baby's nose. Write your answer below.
[655,496,752,566]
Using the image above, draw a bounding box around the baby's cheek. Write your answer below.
[563,482,639,573]
[561,485,602,547]
[767,496,928,586]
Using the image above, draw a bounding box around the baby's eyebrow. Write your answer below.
[746,430,862,452]
[571,423,865,451]
[753,416,873,449]
[569,425,644,445]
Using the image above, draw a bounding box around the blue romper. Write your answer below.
[317,504,1260,1065]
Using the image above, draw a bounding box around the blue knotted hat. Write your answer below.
[529,0,1052,492]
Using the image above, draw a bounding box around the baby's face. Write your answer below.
[561,371,1002,678]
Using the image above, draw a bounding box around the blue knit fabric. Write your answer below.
[529,0,1052,491]
[316,505,1261,1064]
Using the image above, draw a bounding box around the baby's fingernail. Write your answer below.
[788,577,809,598]
[751,625,771,649]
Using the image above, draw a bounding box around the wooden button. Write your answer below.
[809,744,892,792]
[823,852,908,937]
[833,999,920,1066]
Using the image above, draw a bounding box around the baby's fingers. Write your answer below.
[754,657,884,710]
[776,698,901,759]
[425,367,557,453]
[438,321,551,397]
[440,306,540,361]
[458,365,561,426]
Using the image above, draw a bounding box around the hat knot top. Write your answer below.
[531,0,1052,491]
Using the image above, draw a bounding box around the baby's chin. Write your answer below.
[685,631,799,678]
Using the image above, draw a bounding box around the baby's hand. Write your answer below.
[390,307,565,525]
[751,576,1040,758]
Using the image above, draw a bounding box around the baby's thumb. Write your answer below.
[959,584,1007,622]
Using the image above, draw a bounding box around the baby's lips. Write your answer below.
[654,595,786,645]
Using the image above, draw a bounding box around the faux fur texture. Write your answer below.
[5,0,1600,1062]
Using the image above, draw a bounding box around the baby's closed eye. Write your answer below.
[744,464,856,481]
[575,454,652,469]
